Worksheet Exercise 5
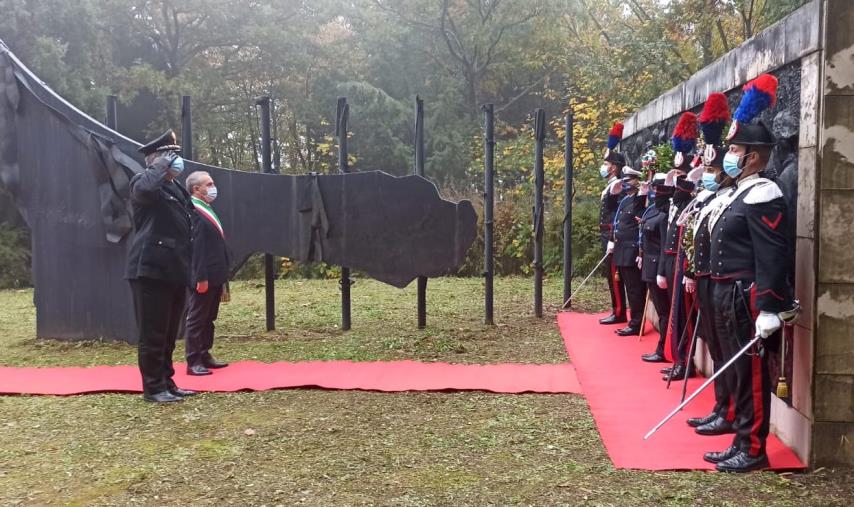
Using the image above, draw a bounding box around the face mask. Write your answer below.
[621,182,635,193]
[206,186,218,202]
[170,156,185,175]
[702,172,720,192]
[599,164,610,178]
[723,152,744,178]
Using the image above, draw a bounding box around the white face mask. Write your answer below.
[599,164,610,178]
[206,186,218,202]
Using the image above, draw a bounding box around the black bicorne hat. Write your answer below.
[675,174,695,193]
[138,129,182,155]
[727,120,776,147]
[605,151,626,167]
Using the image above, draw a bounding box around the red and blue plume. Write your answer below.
[671,112,698,154]
[607,122,624,150]
[733,74,778,124]
[699,92,730,146]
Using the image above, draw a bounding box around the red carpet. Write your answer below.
[558,311,806,471]
[0,360,580,396]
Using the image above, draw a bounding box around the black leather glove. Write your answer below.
[150,151,177,173]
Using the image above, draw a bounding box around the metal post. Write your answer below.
[563,111,574,305]
[482,104,495,325]
[336,97,352,331]
[256,96,276,331]
[180,96,193,160]
[105,95,118,130]
[533,108,545,318]
[415,96,427,329]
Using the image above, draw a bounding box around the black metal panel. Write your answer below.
[0,42,477,343]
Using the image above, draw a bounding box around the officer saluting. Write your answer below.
[659,112,699,382]
[610,165,647,336]
[704,74,792,472]
[598,122,627,326]
[684,92,737,436]
[639,172,674,362]
[126,130,196,403]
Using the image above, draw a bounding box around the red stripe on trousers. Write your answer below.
[749,352,764,456]
[610,260,623,318]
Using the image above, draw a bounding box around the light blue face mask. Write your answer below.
[599,164,610,178]
[722,152,743,178]
[170,156,185,175]
[702,172,720,192]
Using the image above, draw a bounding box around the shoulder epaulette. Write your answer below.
[743,179,783,204]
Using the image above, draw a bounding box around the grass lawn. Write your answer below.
[1,276,852,505]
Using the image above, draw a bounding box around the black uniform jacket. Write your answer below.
[599,178,622,246]
[657,197,691,278]
[612,194,646,267]
[709,176,790,313]
[191,208,231,287]
[690,188,734,278]
[125,165,193,286]
[639,202,668,283]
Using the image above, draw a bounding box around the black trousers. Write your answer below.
[602,246,626,319]
[712,280,770,457]
[130,278,187,395]
[697,277,735,422]
[185,284,224,366]
[646,282,670,356]
[618,265,646,328]
[664,254,694,365]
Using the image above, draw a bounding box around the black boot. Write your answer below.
[695,417,735,436]
[703,445,739,464]
[616,326,640,336]
[599,314,628,325]
[716,451,769,473]
[203,356,229,369]
[687,412,718,428]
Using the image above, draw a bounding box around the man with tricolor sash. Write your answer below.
[185,171,231,376]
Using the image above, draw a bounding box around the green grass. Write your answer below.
[0,277,851,506]
[0,276,609,368]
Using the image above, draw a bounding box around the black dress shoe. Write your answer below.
[599,314,628,325]
[663,364,695,381]
[687,412,719,428]
[187,364,212,376]
[143,391,183,403]
[616,326,640,336]
[660,366,673,374]
[716,451,769,473]
[170,387,198,397]
[696,417,735,436]
[703,445,739,464]
[203,357,229,369]
[642,352,668,363]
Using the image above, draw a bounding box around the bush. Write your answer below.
[0,224,31,288]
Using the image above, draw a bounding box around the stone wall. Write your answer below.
[813,0,854,467]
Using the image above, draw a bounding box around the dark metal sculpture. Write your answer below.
[481,103,495,325]
[533,109,545,318]
[414,96,427,329]
[0,41,477,343]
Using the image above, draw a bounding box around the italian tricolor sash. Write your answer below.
[192,197,224,238]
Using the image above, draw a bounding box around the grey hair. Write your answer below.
[185,171,210,193]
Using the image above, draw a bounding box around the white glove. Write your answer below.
[639,182,650,196]
[683,276,696,294]
[636,256,643,270]
[607,241,615,254]
[755,311,782,339]
[657,275,668,289]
